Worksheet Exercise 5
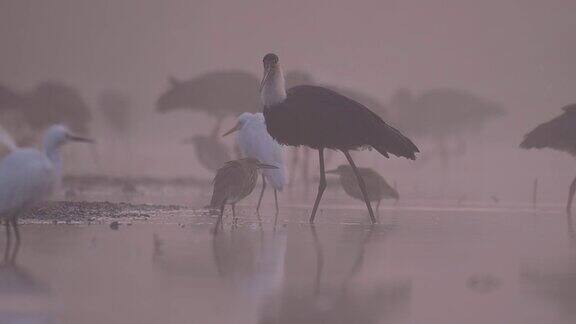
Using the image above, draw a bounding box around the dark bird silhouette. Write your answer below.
[182,134,232,173]
[21,81,92,133]
[284,71,390,189]
[156,71,260,135]
[208,158,277,228]
[520,104,576,213]
[326,165,399,210]
[260,53,418,224]
[392,87,504,158]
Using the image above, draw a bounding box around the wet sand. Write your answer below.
[2,198,576,324]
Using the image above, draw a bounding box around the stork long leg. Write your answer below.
[256,174,267,213]
[310,149,326,224]
[343,151,376,224]
[567,176,576,215]
[10,216,20,263]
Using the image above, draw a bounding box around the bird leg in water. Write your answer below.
[310,149,326,223]
[3,218,10,264]
[343,151,377,224]
[274,189,279,227]
[376,200,381,211]
[10,216,20,263]
[215,200,226,232]
[232,203,237,225]
[274,189,279,215]
[257,174,267,213]
[567,175,576,215]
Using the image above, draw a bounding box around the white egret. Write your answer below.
[223,112,286,213]
[0,124,93,262]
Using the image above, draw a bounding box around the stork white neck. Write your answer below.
[261,66,287,106]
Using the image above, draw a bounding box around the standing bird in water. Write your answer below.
[520,104,576,214]
[208,158,278,228]
[223,112,286,213]
[0,125,93,262]
[326,165,399,210]
[260,53,418,223]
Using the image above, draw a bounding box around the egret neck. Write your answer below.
[260,65,287,106]
[44,134,63,179]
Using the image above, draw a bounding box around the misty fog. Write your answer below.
[1,0,575,204]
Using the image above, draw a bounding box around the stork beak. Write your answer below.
[67,134,94,143]
[325,169,339,174]
[258,163,278,169]
[222,123,241,137]
[259,66,272,93]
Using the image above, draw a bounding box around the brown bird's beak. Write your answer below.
[259,66,272,93]
[325,169,339,174]
[222,123,241,137]
[258,162,278,169]
[67,134,94,143]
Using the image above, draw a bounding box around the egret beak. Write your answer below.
[67,134,94,143]
[259,66,272,93]
[325,169,339,174]
[222,123,241,137]
[258,163,278,169]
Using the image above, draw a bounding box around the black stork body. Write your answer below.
[260,53,419,224]
[521,104,576,214]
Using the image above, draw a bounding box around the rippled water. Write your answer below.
[1,204,575,324]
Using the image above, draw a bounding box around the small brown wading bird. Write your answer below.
[208,158,277,228]
[260,53,419,224]
[520,104,576,214]
[326,165,399,210]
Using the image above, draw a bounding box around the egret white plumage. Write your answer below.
[260,53,419,224]
[223,112,286,213]
[0,124,93,262]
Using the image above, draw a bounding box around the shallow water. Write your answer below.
[1,205,576,324]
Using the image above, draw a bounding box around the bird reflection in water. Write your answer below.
[258,225,411,324]
[520,213,576,321]
[0,243,58,324]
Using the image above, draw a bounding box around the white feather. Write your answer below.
[236,112,286,190]
[0,125,74,218]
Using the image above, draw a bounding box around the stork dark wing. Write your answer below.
[520,106,576,155]
[265,85,418,160]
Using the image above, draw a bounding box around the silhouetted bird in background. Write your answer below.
[182,134,232,173]
[156,72,260,135]
[208,158,277,229]
[520,104,576,213]
[326,165,399,210]
[260,53,418,224]
[392,87,504,161]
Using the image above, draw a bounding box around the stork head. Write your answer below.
[260,53,286,106]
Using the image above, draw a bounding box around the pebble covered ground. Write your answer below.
[23,201,186,224]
